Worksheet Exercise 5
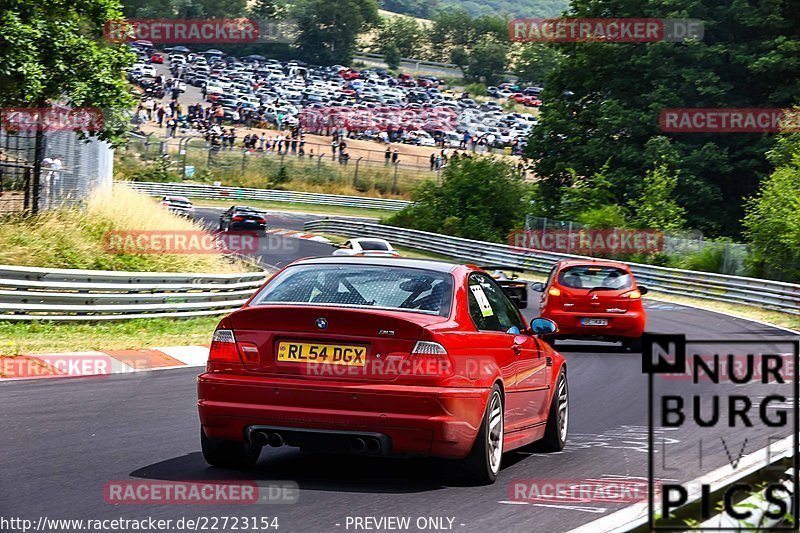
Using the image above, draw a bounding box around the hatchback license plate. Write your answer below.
[581,318,608,326]
[277,342,366,366]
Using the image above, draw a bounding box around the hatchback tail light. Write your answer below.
[548,287,561,297]
[232,215,244,221]
[208,329,240,363]
[624,290,642,299]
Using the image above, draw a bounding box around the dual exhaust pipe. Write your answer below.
[251,431,284,448]
[350,437,382,454]
[251,430,383,454]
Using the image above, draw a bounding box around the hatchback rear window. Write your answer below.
[251,265,453,316]
[557,265,633,290]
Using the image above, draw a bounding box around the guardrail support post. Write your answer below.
[354,157,362,185]
[180,138,190,178]
[143,133,154,161]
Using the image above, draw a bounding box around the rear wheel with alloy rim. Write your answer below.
[539,369,568,452]
[463,385,504,484]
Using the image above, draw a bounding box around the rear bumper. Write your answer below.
[228,222,266,231]
[543,309,645,339]
[198,373,490,459]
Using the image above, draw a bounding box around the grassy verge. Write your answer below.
[0,316,220,355]
[192,198,396,219]
[0,185,250,272]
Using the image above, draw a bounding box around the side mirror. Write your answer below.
[530,317,558,335]
[531,282,545,292]
[639,285,649,295]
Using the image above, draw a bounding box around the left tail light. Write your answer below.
[208,329,240,363]
[624,290,642,299]
[407,341,453,377]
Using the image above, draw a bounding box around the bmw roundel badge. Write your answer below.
[316,317,328,330]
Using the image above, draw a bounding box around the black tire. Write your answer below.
[623,337,642,352]
[462,384,504,485]
[200,427,261,468]
[539,369,568,452]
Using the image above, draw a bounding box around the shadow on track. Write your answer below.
[129,448,510,493]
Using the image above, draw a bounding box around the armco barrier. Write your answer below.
[304,220,800,315]
[118,181,411,211]
[0,265,267,321]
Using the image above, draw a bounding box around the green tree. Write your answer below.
[513,44,559,84]
[0,0,135,143]
[291,0,380,64]
[450,46,469,76]
[466,39,507,84]
[249,0,281,19]
[526,0,800,236]
[384,43,401,70]
[385,157,526,242]
[743,146,800,280]
[630,163,686,232]
[376,16,424,58]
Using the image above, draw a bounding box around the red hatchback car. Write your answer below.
[198,257,568,483]
[533,259,648,351]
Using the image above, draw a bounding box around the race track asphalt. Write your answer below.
[2,211,794,532]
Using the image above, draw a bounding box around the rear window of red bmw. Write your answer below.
[557,265,633,291]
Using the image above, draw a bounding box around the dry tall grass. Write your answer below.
[0,185,251,273]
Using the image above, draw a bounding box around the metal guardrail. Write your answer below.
[304,220,800,315]
[0,265,267,321]
[118,181,411,211]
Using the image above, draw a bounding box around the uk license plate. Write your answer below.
[276,342,366,366]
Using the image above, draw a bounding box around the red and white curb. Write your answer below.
[265,228,332,244]
[0,345,209,381]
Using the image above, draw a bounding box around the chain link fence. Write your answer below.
[123,133,442,197]
[0,129,113,216]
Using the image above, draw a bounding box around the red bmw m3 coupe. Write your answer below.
[198,257,568,483]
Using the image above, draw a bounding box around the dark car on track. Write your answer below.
[198,257,568,484]
[219,206,268,232]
